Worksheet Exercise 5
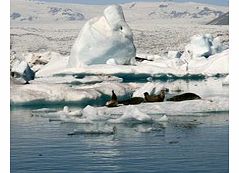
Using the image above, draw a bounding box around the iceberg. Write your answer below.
[11,58,35,83]
[68,5,136,67]
[184,34,224,59]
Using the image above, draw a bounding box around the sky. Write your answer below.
[38,0,229,6]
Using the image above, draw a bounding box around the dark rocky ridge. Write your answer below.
[207,12,229,25]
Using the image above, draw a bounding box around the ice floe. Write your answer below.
[31,95,228,126]
[10,81,133,106]
[89,96,228,116]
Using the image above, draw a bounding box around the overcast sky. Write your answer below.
[38,0,229,6]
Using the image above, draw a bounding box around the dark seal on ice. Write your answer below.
[144,90,165,102]
[167,93,201,102]
[118,97,144,105]
[105,90,118,107]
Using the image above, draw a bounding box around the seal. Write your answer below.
[144,90,165,102]
[118,97,144,105]
[105,90,118,107]
[167,93,201,102]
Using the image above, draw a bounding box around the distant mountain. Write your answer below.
[142,2,226,19]
[48,7,85,21]
[206,12,229,25]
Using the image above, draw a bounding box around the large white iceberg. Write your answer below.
[68,5,136,67]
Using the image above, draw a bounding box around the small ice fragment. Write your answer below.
[158,115,169,122]
[222,75,229,85]
[109,106,152,123]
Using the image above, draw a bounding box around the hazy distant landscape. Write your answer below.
[11,0,228,55]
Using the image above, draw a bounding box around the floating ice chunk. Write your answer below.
[37,106,83,122]
[24,51,62,72]
[202,49,228,74]
[68,126,116,135]
[82,105,98,118]
[135,126,153,133]
[222,75,229,85]
[32,108,58,113]
[61,117,93,124]
[133,82,166,98]
[185,34,211,58]
[82,105,110,121]
[184,34,224,59]
[50,106,82,119]
[31,108,58,117]
[106,58,117,65]
[36,55,69,77]
[168,51,182,59]
[171,83,184,92]
[109,106,152,123]
[68,5,136,67]
[61,106,83,117]
[158,115,169,122]
[11,58,35,83]
[211,37,224,54]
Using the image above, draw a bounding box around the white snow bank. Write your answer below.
[68,5,136,67]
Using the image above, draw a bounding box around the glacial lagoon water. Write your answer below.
[11,78,229,173]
